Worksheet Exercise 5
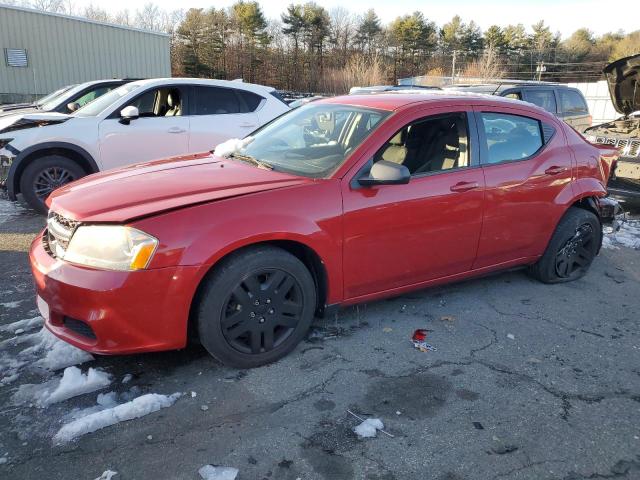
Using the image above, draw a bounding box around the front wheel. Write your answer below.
[529,207,601,283]
[19,155,86,213]
[196,246,317,368]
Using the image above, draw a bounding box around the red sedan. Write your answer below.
[30,93,618,368]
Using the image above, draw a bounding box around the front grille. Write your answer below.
[594,136,640,158]
[44,212,81,259]
[63,317,96,340]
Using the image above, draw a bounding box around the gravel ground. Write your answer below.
[0,196,639,480]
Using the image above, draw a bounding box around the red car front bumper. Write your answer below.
[29,233,202,355]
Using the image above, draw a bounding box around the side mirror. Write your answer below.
[119,106,139,125]
[359,160,410,186]
[67,102,80,112]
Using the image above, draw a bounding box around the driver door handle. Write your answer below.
[167,127,186,134]
[545,165,567,175]
[240,123,256,128]
[450,181,479,192]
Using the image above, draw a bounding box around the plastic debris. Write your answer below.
[506,333,515,340]
[347,409,394,438]
[440,315,455,322]
[354,418,384,438]
[383,327,393,333]
[191,391,197,398]
[411,329,437,352]
[201,405,209,411]
[198,465,239,480]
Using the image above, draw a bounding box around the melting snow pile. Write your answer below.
[20,327,94,371]
[54,392,181,443]
[353,418,385,438]
[213,136,254,158]
[603,220,640,250]
[14,366,111,407]
[0,316,43,334]
[198,465,239,480]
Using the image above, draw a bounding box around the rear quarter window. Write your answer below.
[559,89,589,115]
[480,112,552,164]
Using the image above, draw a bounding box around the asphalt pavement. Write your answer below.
[0,196,639,480]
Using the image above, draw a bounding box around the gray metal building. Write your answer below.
[0,5,171,103]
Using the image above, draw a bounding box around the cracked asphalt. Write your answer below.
[1,197,639,480]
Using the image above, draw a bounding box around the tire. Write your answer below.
[529,207,601,283]
[19,155,86,214]
[197,246,317,368]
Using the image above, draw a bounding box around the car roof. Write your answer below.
[126,78,276,93]
[319,90,543,112]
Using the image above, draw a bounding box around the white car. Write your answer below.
[0,78,290,212]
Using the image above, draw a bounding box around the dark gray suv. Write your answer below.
[445,82,591,132]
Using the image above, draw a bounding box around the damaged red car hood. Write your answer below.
[47,153,312,222]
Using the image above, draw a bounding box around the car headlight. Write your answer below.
[0,138,13,149]
[64,225,158,271]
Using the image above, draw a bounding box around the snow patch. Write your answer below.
[0,300,23,309]
[0,316,43,334]
[198,465,239,480]
[54,392,181,443]
[354,418,384,438]
[20,327,93,371]
[122,374,133,384]
[602,220,640,250]
[94,470,118,480]
[213,136,253,158]
[14,366,111,407]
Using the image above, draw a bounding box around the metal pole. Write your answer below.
[451,50,457,85]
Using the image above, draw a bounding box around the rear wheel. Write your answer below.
[197,246,317,368]
[19,155,85,213]
[529,207,601,283]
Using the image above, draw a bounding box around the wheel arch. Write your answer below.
[187,239,331,343]
[7,142,98,198]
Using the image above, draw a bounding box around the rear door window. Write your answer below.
[191,86,241,115]
[559,89,588,114]
[524,90,557,114]
[480,112,544,164]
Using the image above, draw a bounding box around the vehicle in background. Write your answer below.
[0,79,138,118]
[31,92,617,368]
[444,82,592,132]
[349,85,441,95]
[584,54,640,201]
[0,85,76,113]
[289,95,325,109]
[0,78,290,212]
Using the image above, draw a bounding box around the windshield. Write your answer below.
[39,83,95,111]
[74,83,141,117]
[239,103,390,177]
[35,85,76,108]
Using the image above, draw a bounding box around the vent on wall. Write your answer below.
[5,48,28,67]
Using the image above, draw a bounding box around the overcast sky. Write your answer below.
[68,0,636,38]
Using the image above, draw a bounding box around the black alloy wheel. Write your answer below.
[529,206,601,283]
[554,224,595,278]
[221,269,304,355]
[197,246,317,368]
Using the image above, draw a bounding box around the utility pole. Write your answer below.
[451,50,457,85]
[536,61,546,81]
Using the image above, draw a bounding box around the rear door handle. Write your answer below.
[544,166,567,175]
[167,127,186,134]
[450,181,480,192]
[240,123,257,128]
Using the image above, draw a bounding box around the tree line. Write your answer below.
[7,0,640,93]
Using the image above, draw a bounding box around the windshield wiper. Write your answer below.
[230,152,273,170]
